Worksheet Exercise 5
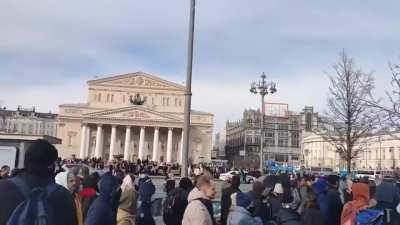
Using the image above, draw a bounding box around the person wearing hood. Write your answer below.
[221,175,241,225]
[311,179,328,220]
[117,174,138,225]
[341,183,374,225]
[137,174,156,225]
[227,192,262,225]
[182,175,217,225]
[85,172,121,225]
[56,170,84,225]
[80,174,99,220]
[373,175,400,225]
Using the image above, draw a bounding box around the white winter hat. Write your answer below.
[273,183,284,194]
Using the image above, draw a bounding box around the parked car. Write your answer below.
[219,170,256,183]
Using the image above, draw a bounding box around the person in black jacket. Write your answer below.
[325,175,343,225]
[0,139,77,225]
[249,181,271,224]
[221,175,241,225]
[163,177,194,225]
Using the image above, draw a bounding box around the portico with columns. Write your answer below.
[57,72,213,164]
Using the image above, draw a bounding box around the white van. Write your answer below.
[0,146,25,170]
[355,170,380,180]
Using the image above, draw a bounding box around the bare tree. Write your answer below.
[367,63,400,134]
[315,51,379,172]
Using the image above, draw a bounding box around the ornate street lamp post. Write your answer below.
[250,72,277,172]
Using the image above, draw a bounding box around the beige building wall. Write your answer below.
[56,72,213,164]
[303,133,400,171]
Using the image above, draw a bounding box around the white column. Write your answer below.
[123,126,131,161]
[166,128,173,163]
[109,125,117,160]
[79,124,87,159]
[138,127,146,160]
[152,127,159,162]
[95,124,103,158]
[179,129,184,164]
[85,126,90,157]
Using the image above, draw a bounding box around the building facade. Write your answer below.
[0,106,57,136]
[56,72,213,164]
[212,132,226,160]
[226,109,302,167]
[303,133,400,171]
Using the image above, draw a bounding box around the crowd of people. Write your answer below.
[1,139,400,225]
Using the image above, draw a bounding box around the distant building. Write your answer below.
[303,132,400,171]
[0,106,57,136]
[56,72,213,162]
[225,105,320,168]
[212,132,226,160]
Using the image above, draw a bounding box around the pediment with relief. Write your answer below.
[88,72,185,91]
[83,106,182,122]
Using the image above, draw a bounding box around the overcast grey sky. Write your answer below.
[1,0,399,133]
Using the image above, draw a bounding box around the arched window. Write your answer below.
[111,94,114,102]
[175,98,178,106]
[98,93,102,102]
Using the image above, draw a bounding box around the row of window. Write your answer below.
[93,92,183,107]
[306,146,400,161]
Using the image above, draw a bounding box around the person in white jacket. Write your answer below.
[227,192,263,225]
[182,175,216,225]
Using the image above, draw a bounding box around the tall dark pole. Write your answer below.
[181,0,196,177]
[260,91,265,171]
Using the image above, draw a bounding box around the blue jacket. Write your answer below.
[312,179,328,218]
[227,206,263,225]
[85,173,121,225]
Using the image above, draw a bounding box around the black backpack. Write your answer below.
[163,189,188,225]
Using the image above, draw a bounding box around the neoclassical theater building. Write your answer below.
[56,72,213,164]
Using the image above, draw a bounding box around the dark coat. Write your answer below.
[85,173,121,225]
[302,208,324,225]
[221,186,241,225]
[325,186,343,225]
[249,181,270,224]
[137,178,156,225]
[0,173,77,225]
[163,187,189,225]
[374,181,400,225]
[268,194,283,216]
[275,208,302,225]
